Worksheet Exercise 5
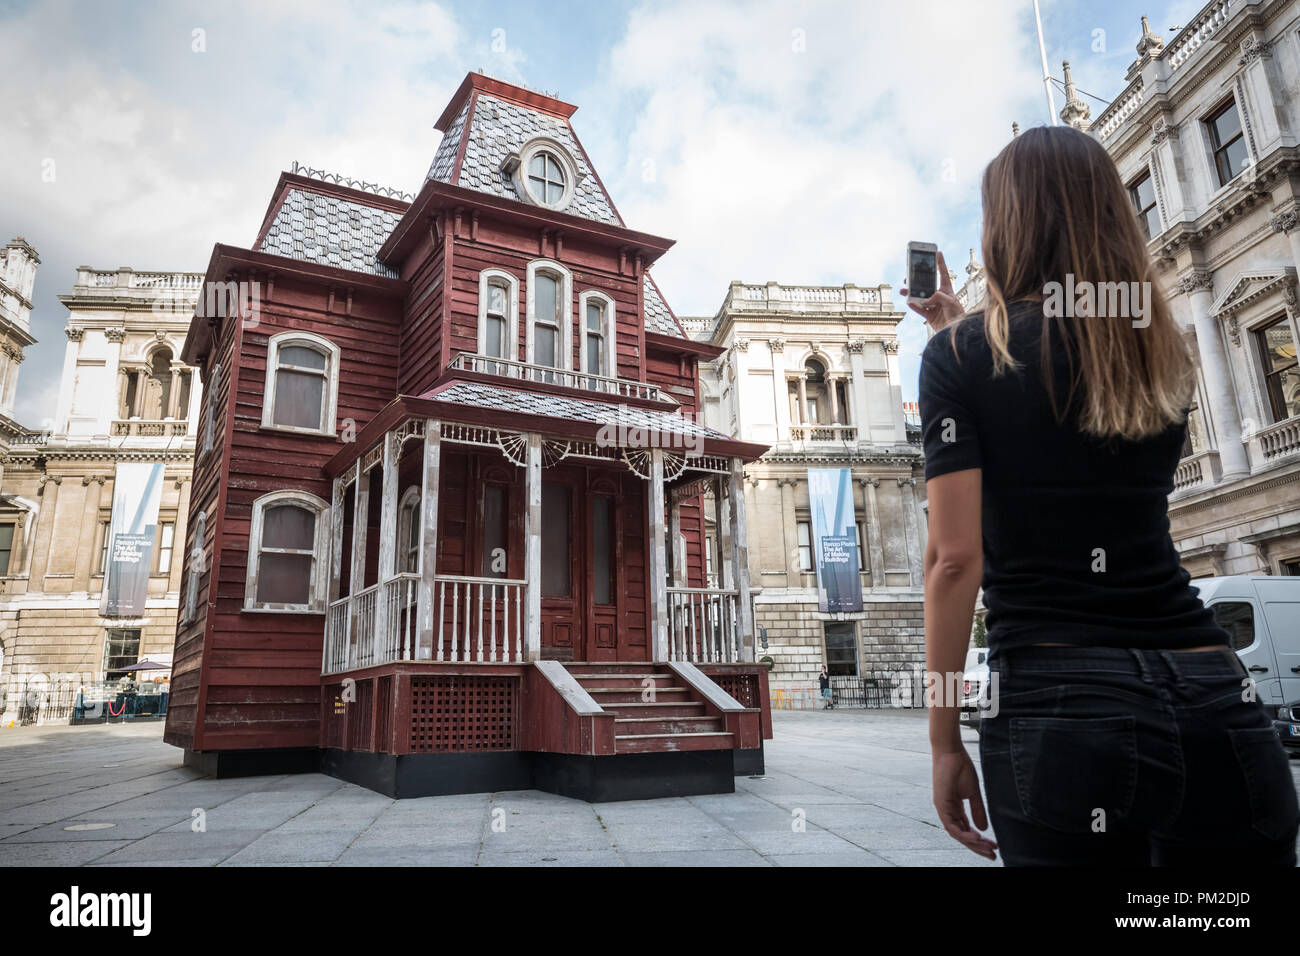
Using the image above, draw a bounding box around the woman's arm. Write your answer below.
[923,467,996,859]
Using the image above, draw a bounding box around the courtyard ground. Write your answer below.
[3,709,1294,867]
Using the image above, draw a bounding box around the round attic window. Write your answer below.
[511,138,579,212]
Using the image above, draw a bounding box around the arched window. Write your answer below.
[202,363,221,454]
[244,491,329,612]
[526,260,572,373]
[182,510,206,624]
[578,291,616,381]
[261,331,340,436]
[478,270,519,364]
[398,487,421,574]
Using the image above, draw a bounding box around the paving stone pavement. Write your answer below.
[2,712,1297,866]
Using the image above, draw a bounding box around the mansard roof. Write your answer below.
[427,74,622,227]
[643,273,685,337]
[256,186,404,278]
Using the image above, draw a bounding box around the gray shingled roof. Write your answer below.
[428,93,621,226]
[426,380,726,442]
[643,275,684,337]
[258,188,402,278]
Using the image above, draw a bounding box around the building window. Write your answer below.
[823,622,858,677]
[526,261,572,372]
[183,511,206,624]
[478,270,519,363]
[261,331,340,435]
[156,521,175,575]
[578,291,615,380]
[98,519,111,574]
[592,494,615,605]
[1129,171,1160,240]
[1255,315,1300,423]
[244,491,328,612]
[481,484,509,578]
[104,628,141,675]
[856,521,867,572]
[1206,99,1249,188]
[202,362,221,454]
[0,522,13,575]
[527,151,567,205]
[797,520,814,572]
[1281,557,1300,576]
[398,487,420,574]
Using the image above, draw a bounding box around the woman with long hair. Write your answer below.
[911,125,1299,865]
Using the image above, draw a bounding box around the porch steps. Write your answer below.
[564,662,734,756]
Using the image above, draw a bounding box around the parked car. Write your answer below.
[1192,576,1300,753]
[960,647,988,731]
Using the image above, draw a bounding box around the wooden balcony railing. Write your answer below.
[448,352,670,404]
[667,586,741,663]
[323,573,524,674]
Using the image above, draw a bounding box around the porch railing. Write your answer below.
[448,351,671,404]
[667,586,740,663]
[323,573,524,673]
[434,575,525,663]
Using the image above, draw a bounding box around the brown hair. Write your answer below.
[968,125,1195,441]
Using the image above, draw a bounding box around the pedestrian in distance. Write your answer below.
[907,124,1300,866]
[819,665,833,710]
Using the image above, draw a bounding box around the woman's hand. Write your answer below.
[902,250,965,332]
[932,746,998,860]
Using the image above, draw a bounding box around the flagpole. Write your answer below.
[1033,0,1058,125]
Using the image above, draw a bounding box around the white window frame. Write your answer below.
[182,510,206,624]
[244,490,329,613]
[202,362,221,454]
[398,486,421,574]
[261,331,340,437]
[155,520,176,576]
[526,260,573,371]
[577,290,616,379]
[507,137,581,212]
[478,269,520,361]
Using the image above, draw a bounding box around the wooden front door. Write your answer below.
[539,473,581,660]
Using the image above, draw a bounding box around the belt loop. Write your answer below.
[1128,648,1154,684]
[1157,650,1189,689]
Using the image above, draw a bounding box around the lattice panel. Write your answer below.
[347,678,374,752]
[713,674,759,709]
[409,677,518,753]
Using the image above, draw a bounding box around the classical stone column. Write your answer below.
[101,328,125,434]
[769,338,790,440]
[1180,270,1248,480]
[898,477,923,588]
[862,477,886,591]
[847,339,870,441]
[883,340,908,442]
[829,375,841,424]
[780,477,799,583]
[797,374,809,426]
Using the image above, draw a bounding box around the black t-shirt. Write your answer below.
[918,301,1227,657]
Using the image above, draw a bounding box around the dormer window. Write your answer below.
[528,152,566,205]
[503,138,581,212]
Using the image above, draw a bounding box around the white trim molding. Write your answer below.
[244,489,330,613]
[577,289,616,378]
[477,269,520,361]
[260,330,340,437]
[525,259,573,371]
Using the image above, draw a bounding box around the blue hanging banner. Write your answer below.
[100,462,165,617]
[807,467,862,613]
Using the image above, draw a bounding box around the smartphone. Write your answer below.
[906,241,938,302]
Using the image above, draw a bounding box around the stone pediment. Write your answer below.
[1209,267,1297,318]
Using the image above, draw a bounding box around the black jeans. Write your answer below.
[978,645,1300,866]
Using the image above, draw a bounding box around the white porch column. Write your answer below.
[524,433,543,662]
[669,488,685,587]
[374,431,399,660]
[1182,271,1249,479]
[348,459,370,671]
[648,449,669,662]
[713,476,732,590]
[416,420,441,660]
[329,475,346,604]
[727,458,755,661]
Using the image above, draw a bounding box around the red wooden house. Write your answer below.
[165,73,772,800]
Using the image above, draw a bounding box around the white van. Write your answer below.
[1191,576,1300,707]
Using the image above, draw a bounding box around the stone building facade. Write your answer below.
[0,266,201,719]
[1075,1,1300,578]
[687,281,926,707]
[0,237,40,481]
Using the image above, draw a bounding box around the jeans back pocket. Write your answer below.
[1226,726,1300,843]
[1010,714,1138,835]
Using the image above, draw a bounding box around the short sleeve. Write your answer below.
[919,331,982,480]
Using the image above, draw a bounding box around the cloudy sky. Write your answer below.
[1,0,1205,426]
